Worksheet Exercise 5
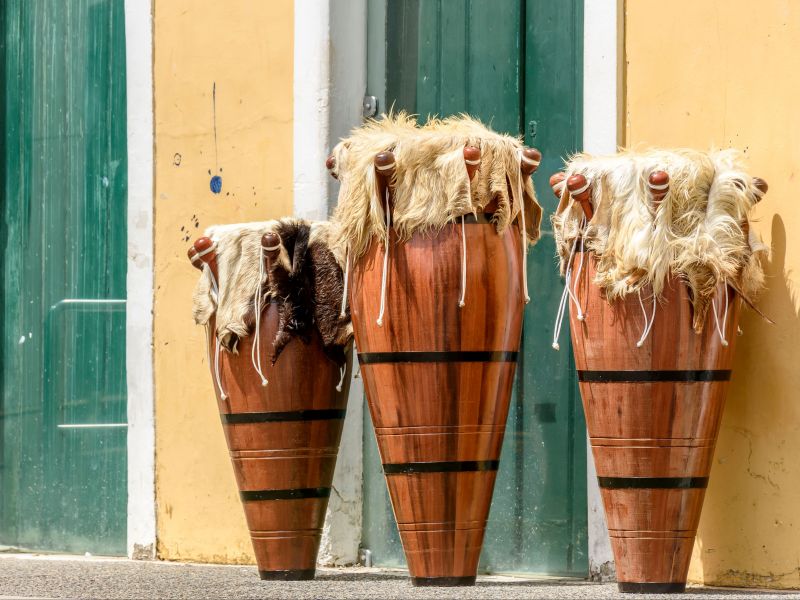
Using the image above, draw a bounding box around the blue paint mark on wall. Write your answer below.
[209,81,223,195]
[210,175,222,194]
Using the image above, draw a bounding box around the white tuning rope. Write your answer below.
[203,323,213,377]
[197,242,219,301]
[551,278,571,351]
[200,245,227,399]
[516,152,530,304]
[376,187,390,327]
[551,234,580,350]
[214,336,228,401]
[250,246,268,387]
[340,247,350,318]
[636,290,658,348]
[712,282,730,347]
[566,223,587,321]
[205,264,219,302]
[459,214,467,308]
[335,365,346,393]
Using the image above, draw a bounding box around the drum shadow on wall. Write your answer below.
[694,214,799,587]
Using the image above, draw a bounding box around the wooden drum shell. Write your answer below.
[351,219,524,585]
[207,303,351,580]
[569,252,739,593]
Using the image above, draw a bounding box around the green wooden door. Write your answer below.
[362,0,586,575]
[0,0,128,555]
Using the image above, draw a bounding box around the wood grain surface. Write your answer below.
[569,252,740,590]
[350,220,524,585]
[205,303,352,580]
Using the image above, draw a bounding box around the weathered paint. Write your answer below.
[626,0,800,589]
[2,0,128,556]
[152,0,293,563]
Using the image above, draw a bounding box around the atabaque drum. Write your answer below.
[190,219,352,580]
[329,115,544,585]
[550,154,767,593]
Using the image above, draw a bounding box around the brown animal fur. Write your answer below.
[192,219,352,364]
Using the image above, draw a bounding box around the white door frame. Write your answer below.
[124,0,156,560]
[582,0,623,581]
[293,0,368,566]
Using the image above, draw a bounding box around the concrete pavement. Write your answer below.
[0,554,797,599]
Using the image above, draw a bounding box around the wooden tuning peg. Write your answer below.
[648,170,669,206]
[567,174,593,220]
[520,147,541,177]
[550,172,566,199]
[464,146,481,180]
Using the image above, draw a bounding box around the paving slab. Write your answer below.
[0,554,797,600]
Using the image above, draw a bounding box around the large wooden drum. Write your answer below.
[562,172,758,593]
[348,152,529,586]
[192,237,351,580]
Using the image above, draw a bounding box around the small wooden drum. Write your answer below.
[190,227,351,580]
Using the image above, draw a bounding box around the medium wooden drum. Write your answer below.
[329,115,543,586]
[351,219,524,585]
[191,231,351,580]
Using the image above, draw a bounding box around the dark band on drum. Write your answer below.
[358,351,518,364]
[412,576,477,587]
[597,477,709,490]
[240,488,331,502]
[382,460,500,475]
[259,569,316,581]
[458,212,494,225]
[221,409,346,424]
[617,583,687,593]
[577,370,732,383]
[574,238,589,252]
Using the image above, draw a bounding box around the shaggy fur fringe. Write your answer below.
[192,219,352,364]
[551,148,767,331]
[330,113,543,259]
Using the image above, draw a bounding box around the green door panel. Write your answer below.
[362,0,586,575]
[1,0,128,555]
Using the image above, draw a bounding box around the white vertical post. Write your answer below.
[583,0,622,581]
[124,0,156,559]
[293,0,332,222]
[294,0,368,565]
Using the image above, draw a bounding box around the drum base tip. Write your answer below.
[618,582,686,594]
[411,576,476,587]
[259,569,316,581]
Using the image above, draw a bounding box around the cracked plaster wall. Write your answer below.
[626,0,800,589]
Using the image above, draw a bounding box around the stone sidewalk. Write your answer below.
[0,554,796,599]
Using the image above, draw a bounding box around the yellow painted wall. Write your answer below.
[626,0,800,588]
[152,0,293,562]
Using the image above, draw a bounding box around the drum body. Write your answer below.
[570,253,739,593]
[207,303,351,580]
[350,218,525,586]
